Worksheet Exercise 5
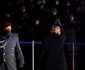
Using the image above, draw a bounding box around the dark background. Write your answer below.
[0,0,85,70]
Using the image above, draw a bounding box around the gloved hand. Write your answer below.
[56,18,62,27]
[19,64,24,68]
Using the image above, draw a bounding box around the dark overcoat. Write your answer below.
[39,32,68,70]
[0,33,25,70]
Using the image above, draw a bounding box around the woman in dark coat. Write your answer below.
[39,24,68,70]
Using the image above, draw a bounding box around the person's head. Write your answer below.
[52,8,58,16]
[36,0,42,5]
[5,13,10,18]
[21,5,26,13]
[55,0,59,6]
[66,1,70,7]
[50,25,61,35]
[3,22,11,35]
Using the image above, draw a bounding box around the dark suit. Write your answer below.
[39,28,68,70]
[0,33,24,70]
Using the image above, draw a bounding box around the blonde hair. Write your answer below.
[50,25,59,33]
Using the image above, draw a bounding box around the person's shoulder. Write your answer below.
[11,32,19,36]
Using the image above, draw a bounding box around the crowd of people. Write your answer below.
[0,0,85,70]
[0,0,85,41]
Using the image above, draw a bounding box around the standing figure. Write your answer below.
[0,22,25,70]
[39,22,68,70]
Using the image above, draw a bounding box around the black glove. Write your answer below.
[56,18,62,27]
[19,64,24,68]
[56,18,66,35]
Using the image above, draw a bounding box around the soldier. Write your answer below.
[0,22,25,70]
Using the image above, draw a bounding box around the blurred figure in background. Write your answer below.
[65,13,77,70]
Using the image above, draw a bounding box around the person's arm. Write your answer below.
[38,37,46,68]
[40,45,45,62]
[15,33,25,68]
[56,18,65,35]
[60,26,65,35]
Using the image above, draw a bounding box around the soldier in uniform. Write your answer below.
[0,22,25,70]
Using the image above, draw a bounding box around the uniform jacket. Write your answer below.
[39,28,68,70]
[0,32,25,70]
